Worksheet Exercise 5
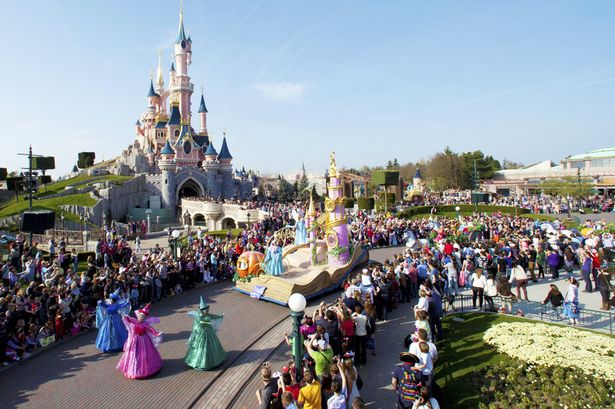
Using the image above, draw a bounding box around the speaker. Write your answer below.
[21,210,56,233]
[78,152,95,169]
[32,156,55,171]
[6,176,24,191]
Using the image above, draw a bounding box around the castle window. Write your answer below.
[164,179,168,184]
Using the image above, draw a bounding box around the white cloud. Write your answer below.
[252,81,305,101]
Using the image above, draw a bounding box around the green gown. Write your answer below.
[185,311,226,370]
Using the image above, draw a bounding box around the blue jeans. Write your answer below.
[582,269,592,292]
[447,278,459,296]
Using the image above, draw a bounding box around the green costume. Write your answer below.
[185,297,226,370]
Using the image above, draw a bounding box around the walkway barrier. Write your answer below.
[444,293,614,334]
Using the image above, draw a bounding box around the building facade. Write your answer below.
[116,7,254,217]
[482,147,615,196]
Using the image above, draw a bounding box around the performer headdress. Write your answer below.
[137,303,151,317]
[199,296,210,311]
[110,288,121,301]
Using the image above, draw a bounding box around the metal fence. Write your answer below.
[446,293,614,334]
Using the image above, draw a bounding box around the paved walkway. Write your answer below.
[0,245,608,409]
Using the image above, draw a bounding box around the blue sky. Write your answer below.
[1,1,614,177]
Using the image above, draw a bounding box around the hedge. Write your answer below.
[375,193,396,212]
[344,198,355,208]
[357,197,375,210]
[372,170,399,186]
[398,204,530,219]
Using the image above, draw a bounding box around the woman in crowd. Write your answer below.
[470,268,487,309]
[563,278,580,326]
[508,260,529,301]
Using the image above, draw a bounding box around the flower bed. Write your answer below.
[483,322,615,381]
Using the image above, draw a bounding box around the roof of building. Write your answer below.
[193,135,209,148]
[168,104,181,125]
[174,124,190,147]
[218,137,233,160]
[414,168,422,179]
[135,119,141,126]
[177,10,187,43]
[170,62,175,72]
[565,147,615,161]
[147,80,159,98]
[204,141,217,156]
[155,120,168,129]
[198,94,208,113]
[72,165,78,173]
[161,139,175,155]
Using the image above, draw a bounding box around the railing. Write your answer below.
[445,293,613,334]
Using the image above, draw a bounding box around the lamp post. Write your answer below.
[288,293,307,382]
[455,206,460,221]
[61,212,65,232]
[247,212,251,229]
[80,215,84,244]
[171,229,180,261]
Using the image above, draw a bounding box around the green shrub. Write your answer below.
[399,204,530,219]
[476,361,612,409]
[371,170,399,185]
[357,197,375,210]
[375,193,396,212]
[344,198,355,208]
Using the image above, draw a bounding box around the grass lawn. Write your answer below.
[0,193,97,221]
[435,312,612,408]
[38,174,132,197]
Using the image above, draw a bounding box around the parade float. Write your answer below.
[234,152,369,306]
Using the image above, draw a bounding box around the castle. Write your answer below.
[117,6,254,217]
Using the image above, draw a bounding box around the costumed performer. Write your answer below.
[116,303,163,379]
[95,288,131,352]
[295,214,308,245]
[264,240,284,276]
[185,296,226,370]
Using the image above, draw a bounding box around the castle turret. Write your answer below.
[159,139,177,213]
[198,92,208,135]
[172,4,194,120]
[167,102,181,143]
[147,79,160,108]
[217,136,232,165]
[204,140,218,162]
[156,50,164,94]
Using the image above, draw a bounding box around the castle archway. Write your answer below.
[193,214,207,226]
[177,178,203,200]
[221,217,237,230]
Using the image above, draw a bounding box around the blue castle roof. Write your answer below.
[168,104,181,125]
[161,140,175,155]
[147,79,159,98]
[218,137,233,160]
[198,94,208,113]
[155,121,168,129]
[135,119,141,126]
[204,141,217,156]
[414,169,422,179]
[174,124,190,147]
[170,62,175,72]
[193,135,209,148]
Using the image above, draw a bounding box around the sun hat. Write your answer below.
[399,352,420,364]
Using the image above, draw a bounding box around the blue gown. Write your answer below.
[96,299,131,352]
[295,220,308,245]
[264,245,284,276]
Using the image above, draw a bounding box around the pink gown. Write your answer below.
[116,316,163,379]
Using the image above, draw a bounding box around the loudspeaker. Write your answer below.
[21,210,56,233]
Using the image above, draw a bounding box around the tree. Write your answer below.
[502,159,524,170]
[297,163,310,200]
[276,176,294,203]
[540,176,594,217]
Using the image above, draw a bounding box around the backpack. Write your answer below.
[398,365,421,404]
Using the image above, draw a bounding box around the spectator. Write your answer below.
[392,352,422,409]
[297,369,321,409]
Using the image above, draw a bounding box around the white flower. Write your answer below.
[483,322,615,381]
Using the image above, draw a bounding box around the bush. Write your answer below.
[398,204,530,219]
[357,197,375,210]
[371,170,399,185]
[476,362,613,409]
[344,198,355,208]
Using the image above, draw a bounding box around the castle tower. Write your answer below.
[325,152,350,266]
[172,4,194,121]
[198,92,208,135]
[413,168,422,188]
[159,139,177,213]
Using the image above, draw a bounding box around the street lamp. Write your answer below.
[247,212,251,229]
[145,209,152,235]
[61,212,65,232]
[171,229,181,261]
[455,206,460,220]
[80,215,84,244]
[288,293,307,382]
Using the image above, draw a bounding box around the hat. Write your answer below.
[399,352,420,364]
[199,296,210,311]
[361,268,369,274]
[317,339,329,350]
[110,288,121,301]
[136,303,151,317]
